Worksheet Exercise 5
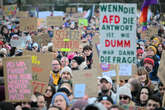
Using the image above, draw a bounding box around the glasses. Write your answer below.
[119,96,129,100]
[52,64,60,66]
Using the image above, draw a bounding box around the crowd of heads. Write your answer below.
[0,4,165,110]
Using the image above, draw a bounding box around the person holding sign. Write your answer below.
[49,59,62,89]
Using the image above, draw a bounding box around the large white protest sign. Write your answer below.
[99,3,137,64]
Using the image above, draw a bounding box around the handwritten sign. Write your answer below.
[78,19,88,26]
[4,4,17,16]
[66,7,77,13]
[99,3,137,64]
[53,30,81,51]
[20,17,37,32]
[16,11,29,18]
[47,16,63,27]
[32,33,51,46]
[23,51,53,94]
[158,51,165,85]
[10,35,26,49]
[72,69,99,97]
[3,56,32,102]
[74,84,86,98]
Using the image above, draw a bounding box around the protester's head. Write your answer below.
[136,48,144,60]
[146,46,157,56]
[48,106,62,110]
[32,42,39,52]
[57,87,71,97]
[60,66,72,81]
[37,94,46,110]
[119,84,132,105]
[143,57,154,73]
[98,76,113,95]
[158,82,165,96]
[70,99,88,110]
[52,58,61,73]
[60,57,69,68]
[146,95,161,110]
[21,102,31,109]
[83,103,107,110]
[83,45,92,56]
[137,67,149,84]
[97,95,113,110]
[51,92,70,110]
[70,56,85,70]
[138,86,151,105]
[128,78,141,92]
[44,85,56,98]
[0,102,15,110]
[109,105,124,110]
[152,37,160,47]
[1,25,9,35]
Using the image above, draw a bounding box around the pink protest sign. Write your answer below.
[3,56,32,102]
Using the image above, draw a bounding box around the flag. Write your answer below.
[84,5,95,22]
[139,0,158,31]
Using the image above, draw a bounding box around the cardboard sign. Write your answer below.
[20,17,37,32]
[66,7,77,13]
[99,3,137,64]
[158,51,165,85]
[3,56,32,102]
[3,4,17,16]
[78,19,88,26]
[32,33,51,46]
[72,69,99,97]
[47,16,63,27]
[23,51,53,94]
[53,29,81,52]
[16,11,29,18]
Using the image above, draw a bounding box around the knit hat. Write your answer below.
[147,46,157,55]
[70,99,88,110]
[153,37,160,47]
[32,42,38,48]
[72,56,85,65]
[119,84,132,99]
[98,76,113,85]
[97,95,114,104]
[144,57,154,66]
[0,41,3,45]
[60,66,72,77]
[57,87,71,97]
[51,92,70,106]
[84,103,107,110]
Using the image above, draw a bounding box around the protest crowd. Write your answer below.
[1,1,165,110]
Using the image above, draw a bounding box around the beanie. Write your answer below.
[136,48,144,56]
[147,46,157,55]
[97,95,114,104]
[144,57,154,66]
[72,56,85,65]
[60,66,72,77]
[51,92,70,106]
[70,99,88,110]
[119,84,132,99]
[57,87,71,97]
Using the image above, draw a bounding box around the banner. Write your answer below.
[47,16,63,27]
[3,4,17,16]
[24,51,53,94]
[78,18,88,26]
[53,29,81,52]
[3,56,32,102]
[20,17,37,32]
[99,3,137,64]
[16,11,29,18]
